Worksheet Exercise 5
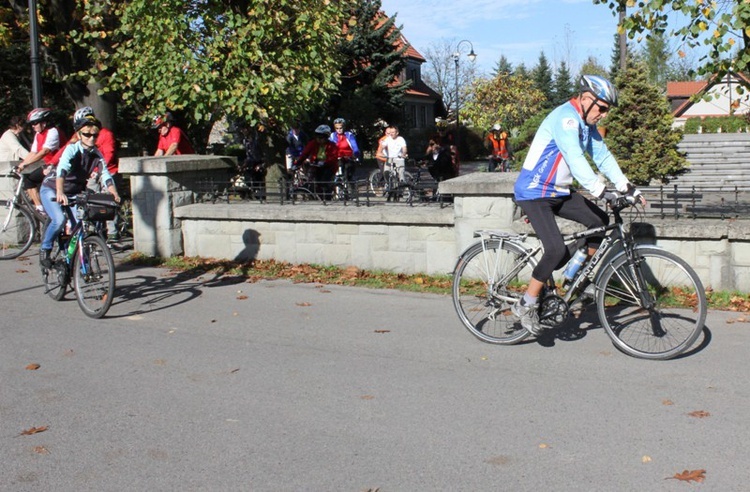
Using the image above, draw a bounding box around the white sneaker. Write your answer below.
[511,302,542,336]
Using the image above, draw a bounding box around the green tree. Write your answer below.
[579,56,608,78]
[532,51,554,108]
[324,0,408,148]
[492,55,513,77]
[603,60,687,184]
[462,72,545,134]
[609,33,623,80]
[643,30,670,86]
[594,0,750,78]
[102,0,350,146]
[552,61,574,107]
[6,0,117,127]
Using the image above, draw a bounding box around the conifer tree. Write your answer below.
[552,61,574,107]
[532,51,554,108]
[492,55,514,77]
[328,0,408,145]
[603,61,687,185]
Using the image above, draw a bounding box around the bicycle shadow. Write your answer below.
[529,304,712,359]
[107,262,248,318]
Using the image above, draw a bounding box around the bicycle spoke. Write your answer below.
[597,247,706,360]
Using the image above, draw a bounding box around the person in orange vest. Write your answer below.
[485,123,512,172]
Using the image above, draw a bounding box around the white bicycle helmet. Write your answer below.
[314,124,331,136]
[579,75,618,107]
[74,106,95,121]
[27,107,52,124]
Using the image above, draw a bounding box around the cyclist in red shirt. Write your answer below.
[153,112,195,156]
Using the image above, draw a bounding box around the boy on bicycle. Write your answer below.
[512,75,645,335]
[39,114,120,268]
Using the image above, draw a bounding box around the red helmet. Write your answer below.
[152,111,175,129]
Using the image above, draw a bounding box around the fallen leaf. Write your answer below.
[153,359,167,366]
[20,426,48,436]
[360,395,375,400]
[32,446,49,454]
[374,330,390,334]
[230,368,240,373]
[296,302,312,307]
[662,399,674,406]
[236,295,248,300]
[688,410,711,418]
[538,443,550,449]
[26,363,41,370]
[63,349,74,357]
[642,455,652,463]
[16,269,28,273]
[668,469,706,483]
[414,277,424,284]
[319,289,331,293]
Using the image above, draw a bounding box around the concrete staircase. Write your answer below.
[671,133,750,187]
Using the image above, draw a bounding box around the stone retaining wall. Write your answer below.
[121,156,750,292]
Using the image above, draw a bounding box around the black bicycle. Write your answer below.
[0,167,48,259]
[452,195,707,360]
[42,192,118,318]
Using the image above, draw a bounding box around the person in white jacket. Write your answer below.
[0,115,29,163]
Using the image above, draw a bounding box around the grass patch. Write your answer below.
[123,253,750,310]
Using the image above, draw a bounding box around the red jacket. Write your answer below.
[295,140,339,173]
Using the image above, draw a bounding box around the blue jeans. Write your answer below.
[40,186,69,251]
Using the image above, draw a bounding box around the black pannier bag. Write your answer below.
[84,193,118,221]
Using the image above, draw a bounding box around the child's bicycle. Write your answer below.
[451,194,707,360]
[42,192,118,319]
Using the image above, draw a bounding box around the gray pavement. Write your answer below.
[1,245,749,491]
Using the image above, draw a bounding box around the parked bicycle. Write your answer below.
[288,161,322,202]
[332,157,359,202]
[42,192,118,318]
[452,195,707,360]
[368,157,414,202]
[0,166,48,259]
[488,155,511,173]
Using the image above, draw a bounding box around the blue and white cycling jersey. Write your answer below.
[514,98,629,201]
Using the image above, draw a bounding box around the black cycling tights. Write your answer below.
[518,192,609,283]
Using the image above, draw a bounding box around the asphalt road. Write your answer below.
[1,247,749,491]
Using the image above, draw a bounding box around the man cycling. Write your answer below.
[485,123,511,172]
[511,75,645,336]
[17,108,64,214]
[293,124,339,199]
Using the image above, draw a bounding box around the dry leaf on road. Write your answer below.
[688,410,711,418]
[296,302,312,307]
[668,469,706,483]
[236,295,248,300]
[19,426,48,436]
[25,363,41,370]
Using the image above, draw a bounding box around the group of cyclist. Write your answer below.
[1,106,125,269]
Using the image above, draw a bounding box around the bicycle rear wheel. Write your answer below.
[596,246,707,360]
[73,235,115,318]
[43,239,67,301]
[0,201,35,259]
[452,239,536,344]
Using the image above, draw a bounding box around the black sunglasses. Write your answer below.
[79,132,100,139]
[592,100,610,113]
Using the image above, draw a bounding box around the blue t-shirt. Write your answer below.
[514,99,628,201]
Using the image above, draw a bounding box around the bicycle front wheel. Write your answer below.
[0,201,35,259]
[452,239,536,344]
[368,169,385,196]
[73,235,115,318]
[596,246,707,360]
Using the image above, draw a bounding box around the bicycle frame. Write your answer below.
[467,201,642,308]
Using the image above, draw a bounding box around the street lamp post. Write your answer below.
[28,0,43,107]
[453,40,476,165]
